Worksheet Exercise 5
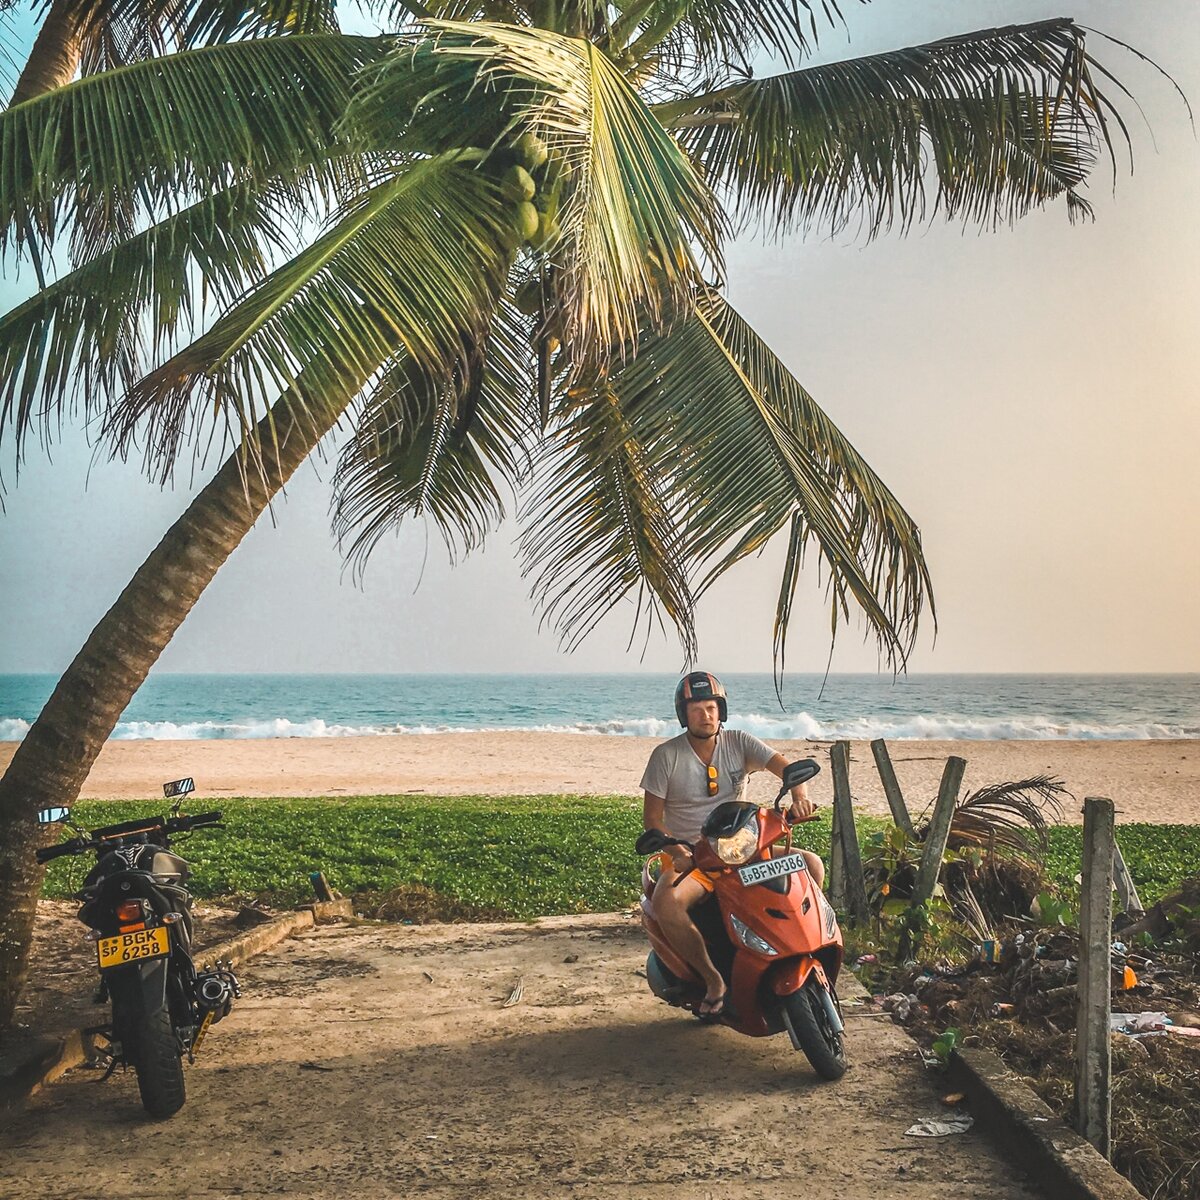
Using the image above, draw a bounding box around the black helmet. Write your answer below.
[674,671,728,726]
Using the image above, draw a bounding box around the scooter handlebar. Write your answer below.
[36,836,95,863]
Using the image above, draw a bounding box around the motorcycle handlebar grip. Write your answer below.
[183,811,224,827]
[36,839,84,863]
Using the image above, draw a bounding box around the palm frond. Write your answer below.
[661,18,1125,238]
[947,775,1070,856]
[352,19,722,365]
[0,183,293,461]
[332,300,536,568]
[106,154,512,482]
[520,382,696,656]
[70,0,340,75]
[606,289,931,672]
[0,33,385,254]
[635,0,846,75]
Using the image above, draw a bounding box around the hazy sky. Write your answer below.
[1,1,1198,677]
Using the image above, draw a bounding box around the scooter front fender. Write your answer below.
[769,955,829,997]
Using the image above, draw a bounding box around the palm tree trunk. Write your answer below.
[8,0,86,106]
[0,394,341,1029]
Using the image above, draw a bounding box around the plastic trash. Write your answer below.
[1110,1011,1172,1035]
[977,940,1003,963]
[906,1110,974,1137]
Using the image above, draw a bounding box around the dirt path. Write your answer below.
[1,915,1043,1199]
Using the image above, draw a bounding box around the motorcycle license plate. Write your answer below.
[738,852,808,887]
[96,926,170,970]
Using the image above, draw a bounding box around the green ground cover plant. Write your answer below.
[39,798,1198,919]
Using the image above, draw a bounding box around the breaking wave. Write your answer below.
[2,712,1195,741]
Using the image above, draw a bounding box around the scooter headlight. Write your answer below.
[729,913,779,957]
[708,824,759,866]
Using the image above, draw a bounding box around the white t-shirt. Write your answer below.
[640,729,776,842]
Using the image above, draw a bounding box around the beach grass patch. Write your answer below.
[37,798,1198,918]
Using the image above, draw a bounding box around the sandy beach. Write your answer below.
[2,734,1197,824]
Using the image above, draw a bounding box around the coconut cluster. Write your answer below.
[496,131,566,253]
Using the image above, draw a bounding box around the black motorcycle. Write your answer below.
[35,777,239,1118]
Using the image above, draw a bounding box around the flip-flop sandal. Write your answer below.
[696,995,727,1022]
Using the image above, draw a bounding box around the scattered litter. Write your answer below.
[422,970,434,983]
[977,940,1003,964]
[940,1092,965,1106]
[854,954,878,968]
[1122,966,1139,990]
[1167,1026,1200,1040]
[905,1110,974,1137]
[299,1061,334,1072]
[881,993,921,1023]
[563,954,579,964]
[1110,1012,1172,1035]
[425,1134,439,1141]
[502,978,525,1008]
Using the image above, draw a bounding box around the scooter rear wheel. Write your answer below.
[783,979,847,1081]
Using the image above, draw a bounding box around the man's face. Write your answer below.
[685,698,721,737]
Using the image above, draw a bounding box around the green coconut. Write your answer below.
[513,277,542,316]
[512,201,540,242]
[514,132,550,171]
[530,212,562,251]
[502,164,536,203]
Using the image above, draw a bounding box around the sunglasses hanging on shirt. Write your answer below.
[707,764,718,796]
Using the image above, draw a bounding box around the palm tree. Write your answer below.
[0,2,1134,1026]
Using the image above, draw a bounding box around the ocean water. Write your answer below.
[0,673,1197,742]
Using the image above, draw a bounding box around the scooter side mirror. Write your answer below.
[782,759,820,790]
[636,829,693,856]
[37,806,71,825]
[636,829,672,856]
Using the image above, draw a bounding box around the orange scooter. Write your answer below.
[635,759,847,1080]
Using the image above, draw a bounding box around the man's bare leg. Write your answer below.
[802,850,825,888]
[651,869,725,1010]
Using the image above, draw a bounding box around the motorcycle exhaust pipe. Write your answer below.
[197,976,233,1008]
[194,965,241,1015]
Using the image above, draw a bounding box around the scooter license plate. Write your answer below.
[738,852,808,887]
[96,926,170,970]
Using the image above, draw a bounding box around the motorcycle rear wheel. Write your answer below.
[783,978,847,1081]
[127,1003,186,1118]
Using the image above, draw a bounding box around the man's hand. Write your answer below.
[789,784,815,822]
[669,847,694,874]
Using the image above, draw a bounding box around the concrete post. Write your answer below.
[830,740,869,924]
[1112,836,1144,918]
[912,756,966,906]
[870,738,915,838]
[1075,797,1114,1159]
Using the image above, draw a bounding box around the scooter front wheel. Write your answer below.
[783,979,847,1081]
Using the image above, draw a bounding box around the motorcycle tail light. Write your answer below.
[115,900,145,923]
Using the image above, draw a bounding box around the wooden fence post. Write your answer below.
[912,756,966,906]
[870,738,915,838]
[830,740,869,924]
[1075,796,1114,1158]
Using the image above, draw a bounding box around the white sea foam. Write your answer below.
[2,711,1193,741]
[581,712,1197,740]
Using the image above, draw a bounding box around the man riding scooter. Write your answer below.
[639,671,825,1020]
